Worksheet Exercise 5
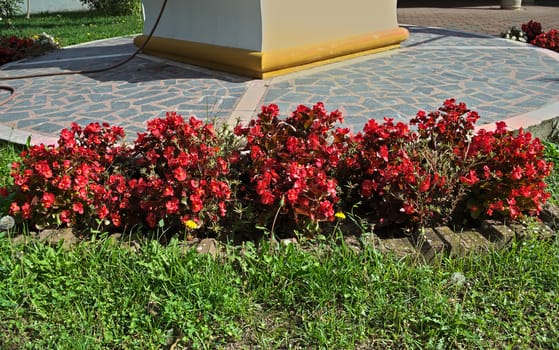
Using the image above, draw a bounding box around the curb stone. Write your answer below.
[368,205,559,261]
[3,205,558,262]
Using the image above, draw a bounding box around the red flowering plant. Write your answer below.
[6,113,233,236]
[0,36,33,66]
[339,112,472,228]
[0,34,60,66]
[531,28,559,53]
[233,103,350,235]
[521,20,543,43]
[518,21,559,53]
[464,122,552,220]
[340,117,420,227]
[341,99,552,229]
[8,122,126,230]
[125,112,233,235]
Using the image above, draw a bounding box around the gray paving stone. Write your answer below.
[2,21,559,144]
[0,112,30,122]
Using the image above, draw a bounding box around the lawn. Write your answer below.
[1,9,144,47]
[0,218,558,349]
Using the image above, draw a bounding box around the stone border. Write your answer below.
[365,203,558,262]
[4,203,557,263]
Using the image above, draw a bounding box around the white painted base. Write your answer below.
[138,0,408,77]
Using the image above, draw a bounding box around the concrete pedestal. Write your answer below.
[135,0,408,78]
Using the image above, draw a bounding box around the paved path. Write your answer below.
[1,3,559,145]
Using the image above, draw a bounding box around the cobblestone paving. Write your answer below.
[261,26,559,131]
[0,37,251,141]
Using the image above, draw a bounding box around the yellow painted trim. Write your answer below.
[134,27,409,78]
[260,44,401,79]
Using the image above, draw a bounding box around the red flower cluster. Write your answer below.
[467,123,552,219]
[341,99,552,227]
[128,112,231,230]
[7,113,232,233]
[3,100,553,236]
[522,20,543,43]
[521,21,559,53]
[234,103,349,224]
[531,28,559,53]
[9,122,125,228]
[0,36,34,66]
[0,34,60,66]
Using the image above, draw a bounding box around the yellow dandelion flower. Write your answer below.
[335,212,346,220]
[184,219,199,229]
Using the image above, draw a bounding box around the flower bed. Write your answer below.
[0,99,552,239]
[502,21,559,53]
[0,33,60,66]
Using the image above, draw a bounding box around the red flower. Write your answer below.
[111,213,122,227]
[72,202,84,214]
[460,170,479,186]
[20,202,32,218]
[97,205,109,220]
[419,176,431,193]
[35,161,53,179]
[163,185,174,197]
[173,167,187,182]
[260,190,275,205]
[57,175,72,190]
[60,210,71,223]
[74,175,88,189]
[401,203,415,214]
[190,194,203,213]
[42,192,56,209]
[166,198,180,214]
[218,201,227,217]
[511,165,523,180]
[9,202,20,215]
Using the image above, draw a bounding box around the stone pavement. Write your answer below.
[1,2,559,145]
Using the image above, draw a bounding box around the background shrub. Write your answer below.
[78,0,140,15]
[0,0,22,24]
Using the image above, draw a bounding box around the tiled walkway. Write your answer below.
[1,3,559,145]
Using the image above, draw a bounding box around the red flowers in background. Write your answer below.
[531,28,559,53]
[0,36,33,65]
[522,20,543,43]
[0,34,60,66]
[521,21,559,53]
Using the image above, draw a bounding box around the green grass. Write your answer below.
[1,135,559,349]
[1,10,144,47]
[0,235,558,349]
[0,141,20,188]
[544,140,559,204]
